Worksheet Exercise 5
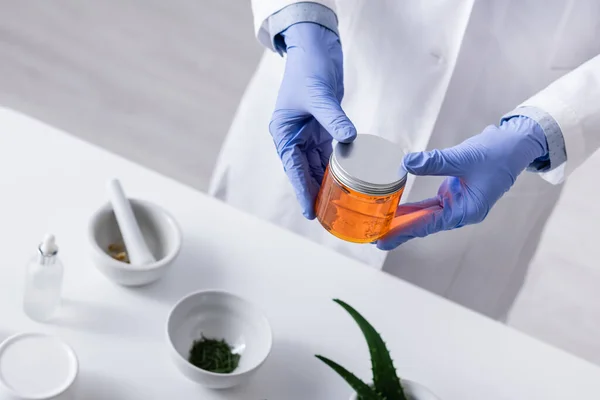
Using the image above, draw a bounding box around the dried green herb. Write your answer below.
[188,335,241,374]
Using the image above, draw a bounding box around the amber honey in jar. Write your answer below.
[315,134,407,243]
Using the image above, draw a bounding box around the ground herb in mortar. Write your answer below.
[107,243,129,264]
[188,335,241,373]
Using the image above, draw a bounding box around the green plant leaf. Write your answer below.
[333,299,406,400]
[315,355,383,400]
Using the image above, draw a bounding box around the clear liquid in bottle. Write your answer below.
[23,234,63,322]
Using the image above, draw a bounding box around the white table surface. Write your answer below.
[0,107,598,400]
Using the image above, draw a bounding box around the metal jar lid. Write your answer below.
[330,134,407,196]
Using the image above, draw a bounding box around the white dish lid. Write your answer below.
[0,333,78,399]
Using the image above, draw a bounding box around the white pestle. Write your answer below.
[107,179,156,266]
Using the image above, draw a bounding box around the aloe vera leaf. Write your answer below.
[316,355,384,400]
[333,299,406,400]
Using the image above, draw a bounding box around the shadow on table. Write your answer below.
[76,371,130,400]
[49,298,145,337]
[133,237,229,305]
[49,371,129,400]
[226,338,332,399]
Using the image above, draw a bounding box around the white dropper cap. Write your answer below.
[40,234,58,256]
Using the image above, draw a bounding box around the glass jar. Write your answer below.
[315,134,407,243]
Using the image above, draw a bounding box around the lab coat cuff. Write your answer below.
[501,106,567,174]
[267,2,339,56]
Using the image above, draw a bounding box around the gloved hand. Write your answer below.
[377,116,548,250]
[270,22,357,219]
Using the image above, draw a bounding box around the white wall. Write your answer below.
[0,0,262,190]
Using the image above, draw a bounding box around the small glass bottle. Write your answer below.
[316,134,407,243]
[23,234,64,322]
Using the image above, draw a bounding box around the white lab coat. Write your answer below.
[210,0,600,319]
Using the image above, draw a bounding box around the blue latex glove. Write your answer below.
[377,116,548,250]
[270,22,357,219]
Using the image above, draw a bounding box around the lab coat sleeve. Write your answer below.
[518,54,600,184]
[251,0,337,51]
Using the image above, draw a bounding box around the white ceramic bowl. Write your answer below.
[349,380,440,400]
[88,199,182,287]
[167,290,273,389]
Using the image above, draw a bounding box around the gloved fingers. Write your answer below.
[443,177,490,226]
[376,203,446,250]
[280,145,320,220]
[269,109,308,147]
[376,185,469,250]
[336,84,345,103]
[403,146,476,177]
[317,126,334,168]
[307,90,357,143]
[307,148,326,185]
[394,197,441,216]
